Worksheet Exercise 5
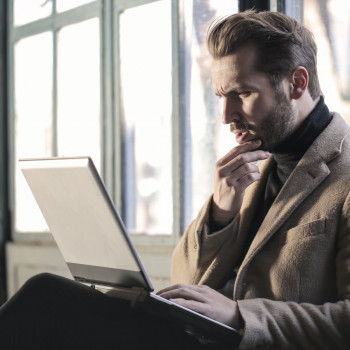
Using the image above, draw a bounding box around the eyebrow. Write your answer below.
[215,85,255,97]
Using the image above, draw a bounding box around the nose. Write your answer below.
[221,96,240,124]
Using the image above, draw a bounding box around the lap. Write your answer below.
[0,273,217,350]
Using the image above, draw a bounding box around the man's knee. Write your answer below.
[22,272,64,292]
[12,273,75,307]
[0,273,64,323]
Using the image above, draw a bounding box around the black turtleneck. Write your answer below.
[263,96,332,216]
[218,96,332,297]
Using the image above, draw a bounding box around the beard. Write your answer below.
[230,86,296,152]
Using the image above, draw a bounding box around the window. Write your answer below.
[14,31,54,232]
[118,1,173,234]
[8,0,240,242]
[185,0,239,227]
[13,0,347,242]
[302,0,350,123]
[10,1,102,235]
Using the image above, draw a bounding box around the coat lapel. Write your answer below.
[246,159,330,260]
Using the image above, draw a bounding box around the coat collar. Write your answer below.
[236,113,350,275]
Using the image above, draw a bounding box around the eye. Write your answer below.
[238,91,251,98]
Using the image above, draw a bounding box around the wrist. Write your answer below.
[233,302,245,335]
[209,200,235,231]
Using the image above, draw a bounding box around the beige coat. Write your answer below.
[172,113,350,349]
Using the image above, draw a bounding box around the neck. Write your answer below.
[292,93,320,134]
[273,95,331,156]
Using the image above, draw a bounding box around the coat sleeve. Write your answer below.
[171,196,240,288]
[237,191,350,350]
[237,298,350,349]
[171,159,270,288]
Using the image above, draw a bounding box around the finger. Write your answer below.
[169,298,208,316]
[217,139,262,167]
[223,161,259,183]
[158,287,204,301]
[218,150,269,177]
[158,285,209,302]
[156,283,187,295]
[226,167,261,188]
[157,284,208,295]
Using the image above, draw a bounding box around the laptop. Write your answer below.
[19,156,240,345]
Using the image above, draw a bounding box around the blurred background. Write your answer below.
[0,0,349,304]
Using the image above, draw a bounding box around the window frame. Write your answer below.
[8,0,104,242]
[9,0,265,247]
[8,0,183,247]
[0,0,9,304]
[112,0,182,247]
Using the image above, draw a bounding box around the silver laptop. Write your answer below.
[19,156,240,344]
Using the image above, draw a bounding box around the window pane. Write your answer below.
[303,0,350,123]
[56,0,95,13]
[14,0,52,26]
[57,18,101,170]
[120,0,173,234]
[15,32,53,232]
[187,0,239,226]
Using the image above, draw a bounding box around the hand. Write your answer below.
[211,139,270,228]
[157,284,240,329]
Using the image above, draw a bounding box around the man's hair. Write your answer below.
[207,10,321,99]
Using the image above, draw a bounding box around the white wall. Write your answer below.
[6,242,172,298]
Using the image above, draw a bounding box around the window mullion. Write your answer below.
[178,0,193,234]
[52,29,58,156]
[101,0,116,198]
[10,2,101,42]
[112,4,123,213]
[171,0,181,240]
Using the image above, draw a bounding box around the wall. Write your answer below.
[6,241,173,298]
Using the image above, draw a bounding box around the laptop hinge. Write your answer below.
[83,283,148,304]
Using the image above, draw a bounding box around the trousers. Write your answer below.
[0,273,233,350]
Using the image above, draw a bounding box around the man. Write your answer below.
[1,9,349,350]
[159,9,350,349]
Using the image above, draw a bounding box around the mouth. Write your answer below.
[231,123,257,144]
[233,130,254,144]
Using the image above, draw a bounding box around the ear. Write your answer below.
[290,66,308,100]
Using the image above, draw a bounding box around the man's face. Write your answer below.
[211,45,296,152]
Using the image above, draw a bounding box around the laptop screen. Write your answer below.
[20,157,153,290]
